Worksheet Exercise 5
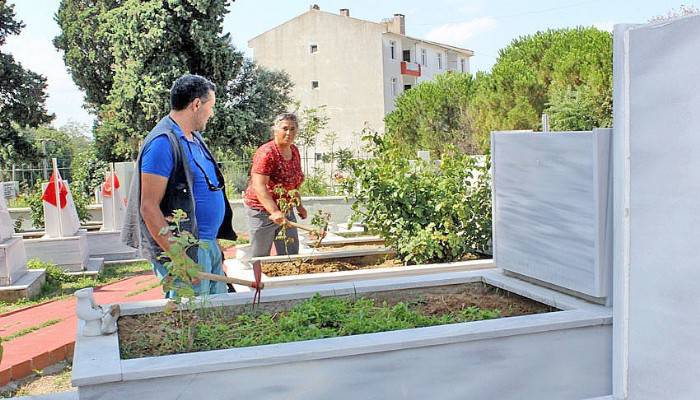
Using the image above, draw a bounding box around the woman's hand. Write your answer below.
[269,210,286,224]
[297,205,308,219]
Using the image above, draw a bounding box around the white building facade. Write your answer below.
[248,6,474,156]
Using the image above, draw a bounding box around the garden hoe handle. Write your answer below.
[284,220,316,233]
[285,220,328,245]
[196,271,264,290]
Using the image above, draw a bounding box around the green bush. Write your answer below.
[27,258,77,293]
[345,132,491,264]
[300,169,333,196]
[71,148,108,199]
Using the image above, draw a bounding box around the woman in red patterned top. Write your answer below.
[244,113,306,256]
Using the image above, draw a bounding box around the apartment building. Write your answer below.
[248,5,474,155]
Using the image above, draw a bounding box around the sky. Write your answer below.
[5,0,699,131]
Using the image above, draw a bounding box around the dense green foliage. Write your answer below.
[70,146,108,199]
[345,132,492,264]
[120,293,501,358]
[470,27,612,148]
[54,0,293,161]
[384,27,612,154]
[384,72,478,156]
[0,2,53,167]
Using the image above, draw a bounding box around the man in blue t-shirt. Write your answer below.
[137,74,232,297]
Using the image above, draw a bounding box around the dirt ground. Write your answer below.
[119,282,555,359]
[0,361,73,398]
[262,255,403,276]
[262,252,480,277]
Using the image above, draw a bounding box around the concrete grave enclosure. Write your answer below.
[69,15,700,400]
[73,271,612,400]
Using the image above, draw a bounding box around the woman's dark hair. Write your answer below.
[170,74,216,111]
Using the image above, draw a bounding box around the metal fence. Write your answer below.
[1,155,360,198]
[0,160,72,192]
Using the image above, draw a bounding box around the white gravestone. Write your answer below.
[101,172,125,232]
[42,180,81,238]
[0,194,14,241]
[613,16,700,400]
[492,129,613,301]
[0,192,27,285]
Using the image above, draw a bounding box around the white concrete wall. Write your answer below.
[492,130,613,300]
[613,16,700,400]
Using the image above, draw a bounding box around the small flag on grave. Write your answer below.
[42,171,68,209]
[102,172,121,197]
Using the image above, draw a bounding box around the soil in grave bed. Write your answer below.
[261,253,481,277]
[118,283,556,359]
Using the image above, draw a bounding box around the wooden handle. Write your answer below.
[197,271,264,289]
[285,220,318,233]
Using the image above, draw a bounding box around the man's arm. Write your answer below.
[140,172,172,251]
[251,173,285,224]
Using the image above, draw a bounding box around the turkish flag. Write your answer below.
[102,172,121,197]
[42,171,68,209]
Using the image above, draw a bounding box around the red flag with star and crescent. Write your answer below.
[41,170,68,209]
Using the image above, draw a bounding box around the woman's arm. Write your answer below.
[251,172,286,224]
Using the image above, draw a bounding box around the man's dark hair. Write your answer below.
[170,74,216,111]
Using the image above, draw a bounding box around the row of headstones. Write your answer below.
[491,15,700,399]
[0,167,129,295]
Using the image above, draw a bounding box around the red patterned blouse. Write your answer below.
[244,141,305,210]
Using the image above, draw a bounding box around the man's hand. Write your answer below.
[297,205,308,219]
[269,210,286,224]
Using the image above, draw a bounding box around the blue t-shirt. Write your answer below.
[141,119,225,240]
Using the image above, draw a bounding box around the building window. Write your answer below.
[437,53,443,70]
[390,40,396,60]
[460,58,466,72]
[421,48,427,66]
[391,77,398,96]
[404,84,412,91]
[311,80,319,89]
[310,44,318,53]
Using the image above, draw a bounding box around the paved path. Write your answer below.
[0,274,163,385]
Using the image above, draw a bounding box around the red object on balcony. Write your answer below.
[401,61,421,77]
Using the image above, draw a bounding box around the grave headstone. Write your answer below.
[612,16,700,399]
[0,193,25,284]
[42,171,81,238]
[0,183,44,298]
[491,129,613,302]
[0,194,14,241]
[101,170,125,231]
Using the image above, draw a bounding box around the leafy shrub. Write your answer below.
[27,258,77,293]
[345,132,491,264]
[71,147,108,199]
[300,169,333,196]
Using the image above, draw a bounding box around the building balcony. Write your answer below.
[400,61,421,77]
